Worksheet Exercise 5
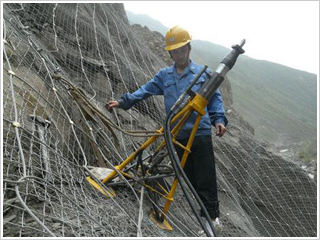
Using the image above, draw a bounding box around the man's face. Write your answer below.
[170,44,190,67]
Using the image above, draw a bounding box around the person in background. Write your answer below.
[107,25,227,236]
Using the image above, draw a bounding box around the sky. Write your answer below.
[124,1,319,74]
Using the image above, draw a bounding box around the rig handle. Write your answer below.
[221,39,246,70]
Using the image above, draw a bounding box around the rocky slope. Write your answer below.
[2,3,317,238]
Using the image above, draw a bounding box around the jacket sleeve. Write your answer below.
[207,89,228,127]
[118,70,165,110]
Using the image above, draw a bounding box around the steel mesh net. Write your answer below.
[2,3,317,238]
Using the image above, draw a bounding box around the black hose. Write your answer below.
[164,108,217,237]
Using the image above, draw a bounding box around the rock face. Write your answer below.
[2,3,317,238]
[131,24,173,66]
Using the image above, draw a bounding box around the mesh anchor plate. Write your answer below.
[149,211,173,231]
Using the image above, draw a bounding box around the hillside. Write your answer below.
[126,11,318,151]
[2,3,317,238]
[191,40,317,148]
[126,11,168,36]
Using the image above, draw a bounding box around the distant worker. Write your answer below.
[107,25,227,236]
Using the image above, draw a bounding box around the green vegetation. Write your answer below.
[296,138,317,165]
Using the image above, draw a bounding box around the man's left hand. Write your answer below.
[215,123,226,137]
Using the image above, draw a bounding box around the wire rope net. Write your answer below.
[2,3,317,238]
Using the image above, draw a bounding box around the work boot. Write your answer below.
[205,218,222,237]
[213,217,223,236]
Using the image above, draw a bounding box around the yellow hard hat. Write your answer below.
[165,25,192,51]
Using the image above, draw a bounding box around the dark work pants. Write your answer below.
[175,135,219,219]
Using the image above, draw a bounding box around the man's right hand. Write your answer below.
[106,100,119,113]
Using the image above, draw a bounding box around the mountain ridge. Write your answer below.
[126,10,317,150]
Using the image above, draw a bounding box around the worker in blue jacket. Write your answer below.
[107,25,227,236]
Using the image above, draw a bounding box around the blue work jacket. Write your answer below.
[118,60,228,139]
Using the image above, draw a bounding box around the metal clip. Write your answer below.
[12,121,20,128]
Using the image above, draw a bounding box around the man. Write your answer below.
[107,25,227,236]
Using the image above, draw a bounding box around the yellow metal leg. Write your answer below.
[161,114,202,217]
[86,176,116,197]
